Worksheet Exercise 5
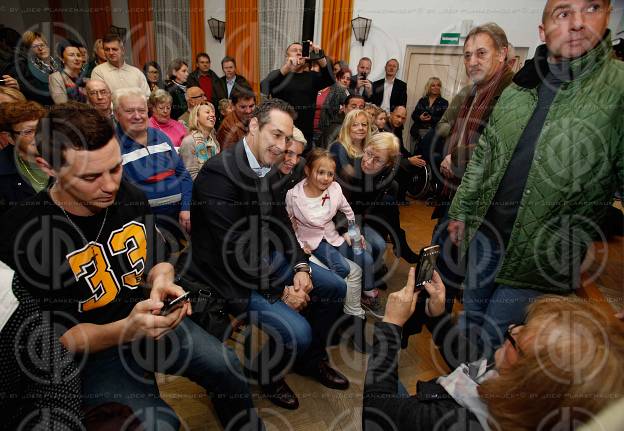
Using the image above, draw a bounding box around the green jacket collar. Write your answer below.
[513,30,612,89]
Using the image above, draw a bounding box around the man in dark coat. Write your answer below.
[260,41,334,147]
[186,52,227,124]
[370,58,407,112]
[192,99,349,411]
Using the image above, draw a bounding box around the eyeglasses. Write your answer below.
[12,128,36,137]
[363,149,387,167]
[504,324,524,354]
[87,89,110,97]
[31,43,47,50]
[189,94,206,100]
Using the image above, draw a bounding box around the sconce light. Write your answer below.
[351,16,372,46]
[207,17,225,43]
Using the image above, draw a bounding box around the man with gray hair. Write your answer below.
[113,87,193,234]
[85,78,113,123]
[429,22,515,312]
[448,0,623,351]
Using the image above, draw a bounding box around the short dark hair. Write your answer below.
[343,94,365,106]
[102,33,123,46]
[167,58,188,80]
[221,56,236,67]
[36,102,115,170]
[57,39,83,59]
[252,98,296,129]
[230,88,256,105]
[335,67,352,80]
[196,52,210,63]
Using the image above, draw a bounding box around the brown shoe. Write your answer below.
[311,360,349,390]
[262,379,299,410]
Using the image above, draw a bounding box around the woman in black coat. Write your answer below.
[409,77,448,153]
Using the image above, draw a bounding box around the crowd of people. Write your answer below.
[0,0,623,429]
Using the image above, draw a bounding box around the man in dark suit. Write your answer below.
[192,99,349,410]
[370,58,407,112]
[220,55,252,98]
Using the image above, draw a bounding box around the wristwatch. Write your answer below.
[293,263,312,276]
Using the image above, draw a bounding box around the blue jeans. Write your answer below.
[461,231,544,353]
[363,225,387,268]
[245,252,346,384]
[80,318,261,430]
[313,239,351,278]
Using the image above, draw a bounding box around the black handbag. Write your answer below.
[175,257,231,342]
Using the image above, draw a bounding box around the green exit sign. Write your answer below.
[440,33,461,45]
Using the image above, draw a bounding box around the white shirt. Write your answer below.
[226,77,236,97]
[243,137,271,178]
[381,78,394,112]
[302,193,331,226]
[91,61,151,97]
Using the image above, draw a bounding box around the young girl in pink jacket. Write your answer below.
[286,149,375,339]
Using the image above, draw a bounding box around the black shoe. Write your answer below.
[310,360,349,390]
[262,379,299,410]
[350,316,372,354]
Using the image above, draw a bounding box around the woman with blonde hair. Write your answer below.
[179,103,220,179]
[329,109,372,181]
[364,273,624,430]
[409,76,448,151]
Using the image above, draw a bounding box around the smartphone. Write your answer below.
[414,245,440,289]
[302,40,310,58]
[160,291,191,316]
[0,79,5,86]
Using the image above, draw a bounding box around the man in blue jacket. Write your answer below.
[113,87,193,238]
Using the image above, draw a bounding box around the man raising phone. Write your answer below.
[261,41,334,147]
[0,102,262,430]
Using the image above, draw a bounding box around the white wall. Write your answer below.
[349,0,624,81]
[204,0,226,69]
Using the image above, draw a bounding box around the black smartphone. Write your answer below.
[0,79,5,86]
[302,40,310,58]
[414,245,440,289]
[160,291,191,316]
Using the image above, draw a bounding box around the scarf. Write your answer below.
[441,63,512,196]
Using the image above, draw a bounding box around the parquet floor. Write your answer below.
[158,199,624,430]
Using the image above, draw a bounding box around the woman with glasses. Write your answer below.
[148,89,188,148]
[18,31,62,105]
[364,269,624,431]
[48,39,87,104]
[143,61,164,92]
[179,103,220,179]
[0,101,48,213]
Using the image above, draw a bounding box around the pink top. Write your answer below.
[286,179,355,250]
[148,116,187,148]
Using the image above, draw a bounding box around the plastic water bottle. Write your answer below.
[348,220,363,255]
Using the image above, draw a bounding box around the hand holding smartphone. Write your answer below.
[160,291,191,316]
[414,245,440,293]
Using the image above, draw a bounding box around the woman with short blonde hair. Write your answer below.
[179,103,220,179]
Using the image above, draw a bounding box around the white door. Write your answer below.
[402,45,528,150]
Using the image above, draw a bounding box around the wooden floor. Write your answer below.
[158,199,624,430]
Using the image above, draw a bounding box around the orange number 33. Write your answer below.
[67,222,147,313]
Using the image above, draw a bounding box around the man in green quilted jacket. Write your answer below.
[447,0,623,353]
